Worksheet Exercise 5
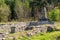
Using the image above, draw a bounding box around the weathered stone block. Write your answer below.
[47,26,54,32]
[10,27,16,33]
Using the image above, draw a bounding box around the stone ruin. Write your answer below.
[0,5,55,40]
[0,21,55,39]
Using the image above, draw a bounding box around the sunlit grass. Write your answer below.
[20,31,60,40]
[5,31,60,40]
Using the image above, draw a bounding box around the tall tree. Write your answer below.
[5,0,17,21]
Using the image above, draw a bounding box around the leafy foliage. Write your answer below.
[0,0,10,22]
[48,7,59,21]
[14,0,30,21]
[0,0,60,22]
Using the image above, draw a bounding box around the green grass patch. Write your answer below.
[19,31,60,40]
[6,31,60,40]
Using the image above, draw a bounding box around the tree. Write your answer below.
[0,0,10,22]
[14,0,30,21]
[29,0,48,20]
[5,0,17,21]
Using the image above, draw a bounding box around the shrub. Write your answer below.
[48,7,59,21]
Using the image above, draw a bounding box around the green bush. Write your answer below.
[48,7,59,21]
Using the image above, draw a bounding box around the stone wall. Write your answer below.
[0,22,55,33]
[0,22,55,40]
[0,22,28,33]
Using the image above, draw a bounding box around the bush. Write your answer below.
[48,7,59,21]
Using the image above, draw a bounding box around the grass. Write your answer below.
[20,31,60,40]
[0,19,38,24]
[55,22,60,29]
[5,31,60,40]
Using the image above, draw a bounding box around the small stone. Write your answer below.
[2,38,5,40]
